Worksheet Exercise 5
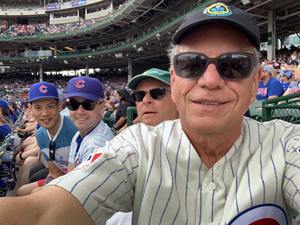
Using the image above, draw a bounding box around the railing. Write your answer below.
[260,92,300,123]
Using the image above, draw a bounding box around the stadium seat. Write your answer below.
[249,101,263,121]
[127,107,137,127]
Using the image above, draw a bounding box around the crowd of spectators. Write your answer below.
[86,4,111,14]
[1,3,43,11]
[0,1,128,38]
[53,12,77,19]
[0,70,129,100]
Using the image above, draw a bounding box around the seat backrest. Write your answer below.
[127,107,137,127]
[249,100,263,119]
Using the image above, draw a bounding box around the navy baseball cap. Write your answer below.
[65,77,104,101]
[172,2,260,51]
[29,82,59,102]
[0,99,9,109]
[287,60,299,66]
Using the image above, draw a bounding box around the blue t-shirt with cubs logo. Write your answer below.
[256,77,284,100]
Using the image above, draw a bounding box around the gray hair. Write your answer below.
[167,44,261,76]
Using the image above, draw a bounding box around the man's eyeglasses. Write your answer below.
[66,99,103,111]
[173,52,254,80]
[274,66,280,69]
[131,87,171,102]
[49,140,56,161]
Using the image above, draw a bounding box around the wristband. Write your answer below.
[19,152,24,160]
[113,126,117,130]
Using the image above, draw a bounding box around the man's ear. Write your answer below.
[250,66,262,104]
[58,100,63,112]
[170,66,176,104]
[99,102,105,115]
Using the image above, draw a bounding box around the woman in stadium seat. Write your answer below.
[113,89,135,131]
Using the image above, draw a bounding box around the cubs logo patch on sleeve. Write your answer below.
[228,204,288,225]
[73,153,103,171]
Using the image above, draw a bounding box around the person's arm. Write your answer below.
[114,117,126,129]
[132,117,140,125]
[0,186,94,225]
[122,117,140,130]
[268,95,279,99]
[15,142,40,164]
[282,87,291,97]
[114,102,132,129]
[17,121,37,133]
[42,161,65,186]
[67,162,74,173]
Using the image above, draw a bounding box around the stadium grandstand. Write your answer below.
[0,0,298,84]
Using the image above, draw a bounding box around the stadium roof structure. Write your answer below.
[0,0,299,72]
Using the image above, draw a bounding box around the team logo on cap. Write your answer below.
[39,85,48,93]
[204,3,232,17]
[75,79,85,88]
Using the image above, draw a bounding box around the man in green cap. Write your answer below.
[128,68,178,126]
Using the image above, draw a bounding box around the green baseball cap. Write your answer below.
[128,68,171,90]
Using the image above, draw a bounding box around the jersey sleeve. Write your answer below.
[48,127,140,224]
[282,125,300,214]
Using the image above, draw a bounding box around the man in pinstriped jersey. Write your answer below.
[1,2,300,225]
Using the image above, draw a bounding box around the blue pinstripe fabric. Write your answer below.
[48,118,300,224]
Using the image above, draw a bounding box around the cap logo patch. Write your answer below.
[39,85,48,93]
[75,79,85,88]
[204,3,232,16]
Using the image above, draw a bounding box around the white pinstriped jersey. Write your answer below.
[69,120,115,168]
[49,118,300,224]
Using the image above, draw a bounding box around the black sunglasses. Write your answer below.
[274,66,280,69]
[173,52,254,80]
[49,140,56,161]
[131,87,171,102]
[66,99,103,111]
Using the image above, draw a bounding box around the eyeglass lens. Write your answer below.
[174,52,254,80]
[132,88,168,102]
[67,100,96,111]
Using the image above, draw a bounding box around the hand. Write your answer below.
[15,153,25,165]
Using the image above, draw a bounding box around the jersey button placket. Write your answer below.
[208,182,216,191]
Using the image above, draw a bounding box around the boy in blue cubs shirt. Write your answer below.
[15,81,78,196]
